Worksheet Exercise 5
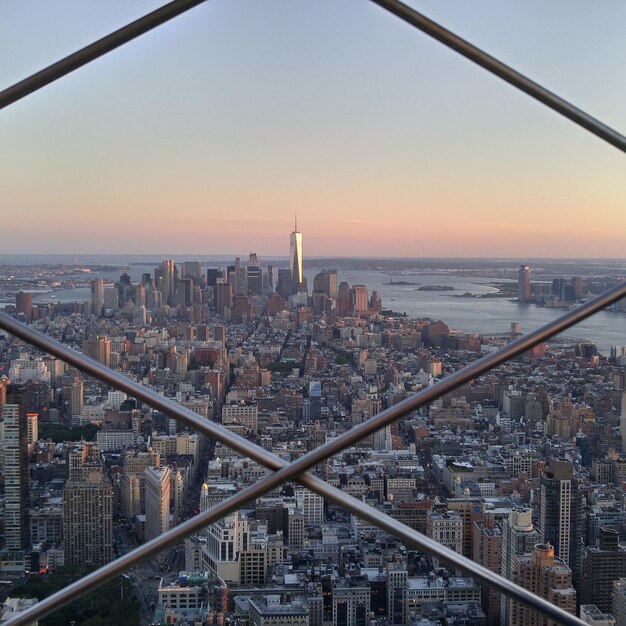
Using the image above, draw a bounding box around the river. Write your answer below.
[15,259,626,354]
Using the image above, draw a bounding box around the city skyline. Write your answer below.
[3,225,626,623]
[1,0,625,257]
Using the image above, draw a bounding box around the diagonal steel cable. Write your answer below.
[2,442,589,626]
[0,0,208,110]
[3,282,626,625]
[1,1,624,624]
[0,0,624,157]
[370,0,626,153]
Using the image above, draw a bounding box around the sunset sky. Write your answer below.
[1,0,625,258]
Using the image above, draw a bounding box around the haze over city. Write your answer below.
[1,0,625,257]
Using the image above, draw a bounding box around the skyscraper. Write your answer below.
[182,261,201,282]
[539,458,583,589]
[15,291,33,321]
[63,443,113,566]
[501,507,543,624]
[290,215,303,295]
[337,282,350,316]
[306,380,322,423]
[215,282,233,315]
[613,579,626,624]
[517,265,531,302]
[177,277,194,307]
[82,336,111,368]
[276,269,292,299]
[619,391,626,451]
[350,285,369,315]
[266,264,274,291]
[509,543,576,626]
[2,385,29,551]
[234,257,248,295]
[159,259,177,304]
[247,265,262,296]
[581,527,626,613]
[473,513,502,625]
[144,465,171,541]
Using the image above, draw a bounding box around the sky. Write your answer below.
[1,0,625,258]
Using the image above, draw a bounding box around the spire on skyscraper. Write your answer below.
[289,217,304,295]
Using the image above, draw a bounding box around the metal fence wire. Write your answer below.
[1,1,626,625]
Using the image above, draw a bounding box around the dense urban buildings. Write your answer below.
[2,246,626,625]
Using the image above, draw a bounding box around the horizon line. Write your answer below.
[2,253,626,262]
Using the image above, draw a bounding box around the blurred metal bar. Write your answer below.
[371,0,626,153]
[0,0,208,110]
[2,283,626,625]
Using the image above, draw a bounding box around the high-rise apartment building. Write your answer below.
[372,424,392,451]
[82,336,111,368]
[289,217,303,295]
[62,370,84,423]
[386,565,407,626]
[426,511,463,567]
[306,380,322,423]
[445,498,484,558]
[539,459,583,589]
[473,513,502,625]
[203,510,251,583]
[581,528,626,613]
[2,385,29,551]
[501,507,543,625]
[63,443,113,566]
[518,264,531,302]
[333,583,370,626]
[295,487,324,526]
[509,543,576,626]
[288,510,304,551]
